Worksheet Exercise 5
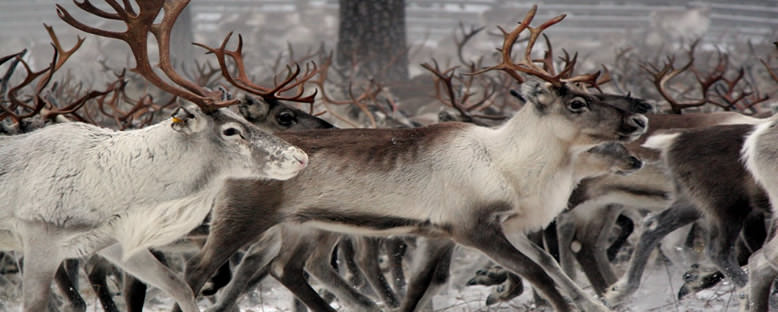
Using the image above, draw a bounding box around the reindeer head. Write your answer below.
[580,142,643,177]
[58,0,309,181]
[521,82,649,145]
[238,95,334,132]
[476,5,649,147]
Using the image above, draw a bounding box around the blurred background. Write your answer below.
[1,0,777,127]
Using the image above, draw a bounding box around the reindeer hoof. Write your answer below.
[602,280,631,308]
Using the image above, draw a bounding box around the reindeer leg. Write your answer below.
[98,244,198,312]
[336,237,365,288]
[83,256,120,312]
[53,260,86,312]
[505,229,608,312]
[19,223,67,312]
[707,216,748,287]
[556,211,578,280]
[209,232,281,312]
[607,214,635,261]
[604,197,699,306]
[120,250,167,312]
[270,238,336,312]
[451,207,578,312]
[745,236,778,312]
[399,238,454,312]
[354,236,400,308]
[183,182,284,312]
[575,204,622,295]
[305,233,380,311]
[385,237,407,295]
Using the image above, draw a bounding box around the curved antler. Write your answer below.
[193,32,319,104]
[57,0,238,113]
[471,5,606,89]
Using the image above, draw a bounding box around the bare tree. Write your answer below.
[336,0,409,82]
[171,5,194,68]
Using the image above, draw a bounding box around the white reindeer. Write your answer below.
[0,2,310,312]
[741,115,778,312]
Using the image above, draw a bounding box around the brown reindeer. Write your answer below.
[178,6,649,312]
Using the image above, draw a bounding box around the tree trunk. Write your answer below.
[170,5,194,70]
[336,0,409,82]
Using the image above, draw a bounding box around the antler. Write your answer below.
[1,25,86,125]
[421,59,502,126]
[640,41,725,113]
[471,5,603,89]
[193,32,319,104]
[763,59,778,84]
[311,52,386,128]
[709,66,770,112]
[454,22,485,67]
[534,34,611,91]
[57,0,238,113]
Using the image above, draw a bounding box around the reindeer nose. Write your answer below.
[291,148,308,168]
[628,156,642,170]
[630,115,647,129]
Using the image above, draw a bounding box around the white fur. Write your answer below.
[641,132,681,151]
[0,111,302,261]
[742,119,775,192]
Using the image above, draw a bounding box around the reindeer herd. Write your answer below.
[1,1,778,312]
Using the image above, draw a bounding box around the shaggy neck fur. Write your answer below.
[487,107,587,232]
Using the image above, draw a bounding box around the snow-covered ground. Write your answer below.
[0,243,746,312]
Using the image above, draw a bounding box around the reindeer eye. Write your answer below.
[223,128,240,136]
[568,97,588,112]
[277,111,296,127]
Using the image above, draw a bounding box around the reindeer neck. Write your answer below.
[488,107,573,178]
[92,122,224,202]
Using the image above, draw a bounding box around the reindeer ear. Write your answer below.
[217,86,233,101]
[238,95,270,122]
[170,103,207,134]
[520,80,552,113]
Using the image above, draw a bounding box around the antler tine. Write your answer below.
[52,72,126,116]
[0,50,26,67]
[0,49,28,100]
[58,0,237,113]
[536,34,556,76]
[471,5,566,85]
[640,41,724,113]
[762,58,778,83]
[454,22,485,67]
[3,48,59,123]
[423,59,501,126]
[43,24,84,72]
[195,32,319,104]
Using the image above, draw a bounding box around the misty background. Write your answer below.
[1,0,777,119]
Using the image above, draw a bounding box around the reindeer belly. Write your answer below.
[292,208,452,237]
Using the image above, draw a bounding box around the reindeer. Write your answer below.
[0,2,310,312]
[602,122,771,307]
[93,93,335,312]
[0,25,161,312]
[550,41,772,299]
[555,111,765,295]
[175,6,649,312]
[741,115,778,312]
[204,140,645,312]
[461,111,767,306]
